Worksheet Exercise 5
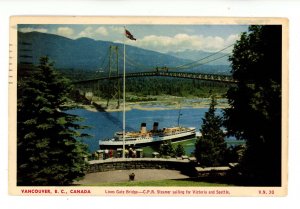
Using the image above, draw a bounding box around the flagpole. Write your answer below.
[122,27,126,158]
[122,27,135,158]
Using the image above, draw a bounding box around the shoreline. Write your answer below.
[74,98,229,112]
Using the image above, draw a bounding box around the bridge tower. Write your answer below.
[106,45,121,108]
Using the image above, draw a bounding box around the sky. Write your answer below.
[18,24,249,53]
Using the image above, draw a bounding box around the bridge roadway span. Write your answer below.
[73,71,237,84]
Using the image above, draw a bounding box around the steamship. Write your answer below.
[99,122,196,149]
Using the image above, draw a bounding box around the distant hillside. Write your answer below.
[18,32,191,72]
[18,31,231,75]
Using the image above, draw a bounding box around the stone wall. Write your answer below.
[87,158,198,176]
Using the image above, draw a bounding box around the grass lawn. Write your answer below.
[79,178,233,187]
[142,138,197,157]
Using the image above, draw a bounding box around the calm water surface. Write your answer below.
[67,108,222,152]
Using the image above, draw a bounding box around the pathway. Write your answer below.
[77,169,190,184]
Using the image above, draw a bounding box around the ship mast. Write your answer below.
[177,103,182,127]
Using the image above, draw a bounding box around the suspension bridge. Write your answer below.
[73,44,237,108]
[73,71,236,84]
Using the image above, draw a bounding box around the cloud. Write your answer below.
[130,33,239,52]
[18,27,48,33]
[77,26,111,39]
[78,26,94,38]
[225,34,240,45]
[19,25,241,53]
[56,27,74,37]
[95,27,108,36]
[109,26,124,34]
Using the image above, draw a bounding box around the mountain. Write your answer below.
[18,32,231,75]
[167,49,231,66]
[18,32,191,72]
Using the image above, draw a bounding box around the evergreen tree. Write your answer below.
[17,57,89,186]
[195,96,226,166]
[175,144,185,157]
[159,140,175,157]
[224,25,282,185]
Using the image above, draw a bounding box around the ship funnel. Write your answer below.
[153,122,159,131]
[140,123,147,134]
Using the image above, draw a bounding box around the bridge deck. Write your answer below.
[73,71,237,84]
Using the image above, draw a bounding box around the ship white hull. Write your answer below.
[99,128,196,149]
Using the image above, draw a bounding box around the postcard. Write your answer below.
[9,16,288,196]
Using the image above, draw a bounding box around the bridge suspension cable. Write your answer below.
[99,43,235,73]
[169,43,234,70]
[172,53,231,70]
[120,53,155,70]
[99,48,110,73]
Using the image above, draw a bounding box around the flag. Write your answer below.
[125,29,136,41]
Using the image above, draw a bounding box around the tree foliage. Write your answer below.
[17,57,89,186]
[195,97,226,166]
[224,25,282,185]
[175,144,186,157]
[73,76,229,100]
[159,141,186,158]
[159,140,175,158]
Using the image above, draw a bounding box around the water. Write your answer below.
[67,107,222,152]
[66,107,242,153]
